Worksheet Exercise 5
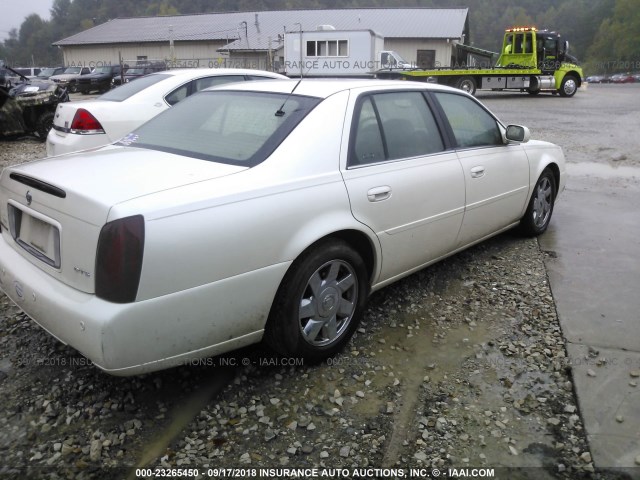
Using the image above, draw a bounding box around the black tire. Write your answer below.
[69,84,77,93]
[35,111,54,141]
[456,76,477,95]
[559,75,578,97]
[527,90,540,95]
[265,239,369,362]
[519,168,556,236]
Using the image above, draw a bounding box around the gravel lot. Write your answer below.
[0,84,638,480]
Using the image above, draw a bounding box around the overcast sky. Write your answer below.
[0,0,55,40]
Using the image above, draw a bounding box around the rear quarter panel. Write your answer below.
[116,90,377,302]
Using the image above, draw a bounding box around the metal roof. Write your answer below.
[53,8,468,51]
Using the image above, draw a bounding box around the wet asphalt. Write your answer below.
[481,84,640,475]
[540,166,640,475]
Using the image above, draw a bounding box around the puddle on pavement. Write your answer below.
[348,278,567,471]
[125,367,235,479]
[375,309,494,467]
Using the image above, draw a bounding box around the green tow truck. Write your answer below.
[377,27,584,98]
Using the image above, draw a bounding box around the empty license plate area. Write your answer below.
[8,202,61,269]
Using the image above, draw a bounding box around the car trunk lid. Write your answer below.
[0,146,246,294]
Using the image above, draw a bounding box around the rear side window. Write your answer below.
[433,92,502,148]
[350,91,444,166]
[165,82,190,106]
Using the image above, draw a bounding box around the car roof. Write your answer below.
[149,68,288,80]
[207,78,459,98]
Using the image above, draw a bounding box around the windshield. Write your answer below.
[63,67,82,74]
[118,90,320,166]
[99,73,170,101]
[37,68,55,77]
[125,68,145,75]
[93,66,113,74]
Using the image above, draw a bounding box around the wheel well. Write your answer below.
[331,230,376,280]
[565,71,582,87]
[296,230,376,283]
[545,163,561,198]
[264,229,377,336]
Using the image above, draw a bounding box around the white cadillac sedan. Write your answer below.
[0,79,565,375]
[46,68,287,156]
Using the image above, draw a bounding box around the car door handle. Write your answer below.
[470,166,485,178]
[367,186,392,202]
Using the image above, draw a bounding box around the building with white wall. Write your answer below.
[53,8,470,72]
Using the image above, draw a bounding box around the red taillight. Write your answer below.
[70,108,105,133]
[95,215,145,303]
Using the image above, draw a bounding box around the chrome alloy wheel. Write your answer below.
[563,78,577,96]
[298,259,358,347]
[532,176,553,229]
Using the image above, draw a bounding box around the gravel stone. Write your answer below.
[0,134,601,478]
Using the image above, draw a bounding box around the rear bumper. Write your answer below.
[46,128,109,156]
[0,235,285,375]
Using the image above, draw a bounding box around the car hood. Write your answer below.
[5,145,247,225]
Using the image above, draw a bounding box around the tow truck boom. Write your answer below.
[377,27,583,98]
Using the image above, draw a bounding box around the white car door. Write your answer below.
[342,90,466,285]
[432,92,530,246]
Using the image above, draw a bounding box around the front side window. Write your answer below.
[434,92,502,149]
[120,91,320,166]
[350,91,444,166]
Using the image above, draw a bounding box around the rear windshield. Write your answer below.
[63,67,82,74]
[118,90,320,166]
[99,73,171,101]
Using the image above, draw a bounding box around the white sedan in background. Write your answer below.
[0,79,565,375]
[46,68,287,156]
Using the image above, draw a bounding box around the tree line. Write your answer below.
[1,0,638,74]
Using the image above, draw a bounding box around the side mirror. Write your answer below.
[505,125,530,143]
